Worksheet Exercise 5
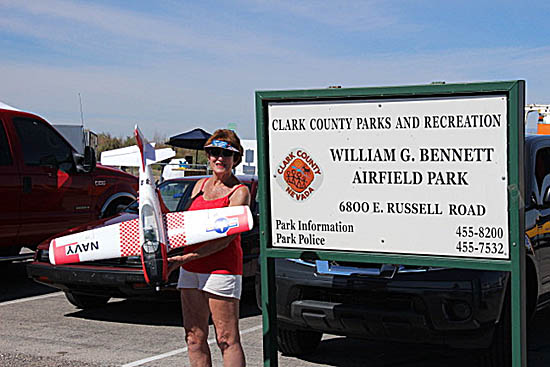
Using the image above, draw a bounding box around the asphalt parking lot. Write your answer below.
[2,259,550,367]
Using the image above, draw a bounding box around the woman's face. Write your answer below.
[207,147,235,174]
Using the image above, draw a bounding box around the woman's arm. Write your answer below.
[228,185,251,207]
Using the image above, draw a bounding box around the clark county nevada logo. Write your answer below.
[275,148,323,202]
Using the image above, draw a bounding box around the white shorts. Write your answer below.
[177,268,242,300]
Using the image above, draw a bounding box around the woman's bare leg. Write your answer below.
[181,289,212,367]
[208,293,245,367]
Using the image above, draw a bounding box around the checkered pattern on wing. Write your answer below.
[165,212,187,249]
[119,219,140,256]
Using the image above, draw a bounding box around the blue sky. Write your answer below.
[1,0,549,139]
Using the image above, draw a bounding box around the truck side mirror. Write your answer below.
[83,146,96,173]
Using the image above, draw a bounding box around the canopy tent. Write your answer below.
[167,128,211,150]
[166,128,211,164]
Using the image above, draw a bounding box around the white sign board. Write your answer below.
[268,96,509,259]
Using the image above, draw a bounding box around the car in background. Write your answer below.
[27,175,259,309]
[261,134,550,367]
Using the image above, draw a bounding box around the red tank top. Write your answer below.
[182,179,244,275]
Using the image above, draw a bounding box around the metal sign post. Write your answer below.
[256,81,525,367]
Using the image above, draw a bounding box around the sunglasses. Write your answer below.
[206,148,235,157]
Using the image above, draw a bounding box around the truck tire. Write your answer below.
[101,199,133,218]
[277,327,322,356]
[64,291,110,309]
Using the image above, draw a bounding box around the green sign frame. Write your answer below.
[256,81,526,367]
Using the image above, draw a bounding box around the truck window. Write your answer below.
[13,117,74,171]
[0,120,12,166]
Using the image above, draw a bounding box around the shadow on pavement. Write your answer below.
[64,288,261,327]
[0,260,58,302]
[66,297,184,326]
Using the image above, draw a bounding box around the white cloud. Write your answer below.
[0,0,294,60]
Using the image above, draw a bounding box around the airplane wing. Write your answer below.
[166,205,253,250]
[100,144,175,167]
[49,218,140,265]
[49,205,254,266]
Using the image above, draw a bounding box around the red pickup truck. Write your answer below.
[0,102,138,258]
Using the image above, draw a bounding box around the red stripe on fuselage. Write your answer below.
[52,239,81,265]
[226,210,251,236]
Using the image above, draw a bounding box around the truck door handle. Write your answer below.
[22,176,32,193]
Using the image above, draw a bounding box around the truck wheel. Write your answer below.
[482,291,511,367]
[101,200,132,218]
[64,291,110,309]
[277,327,322,356]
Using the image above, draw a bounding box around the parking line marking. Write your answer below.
[122,324,263,367]
[0,292,63,306]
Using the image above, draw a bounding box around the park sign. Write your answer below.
[269,95,509,259]
[256,81,525,367]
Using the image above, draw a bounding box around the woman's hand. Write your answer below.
[167,254,193,276]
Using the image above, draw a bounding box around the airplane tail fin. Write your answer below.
[134,125,175,170]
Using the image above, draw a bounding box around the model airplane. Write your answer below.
[49,126,253,290]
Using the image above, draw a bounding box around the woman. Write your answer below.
[167,129,250,367]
